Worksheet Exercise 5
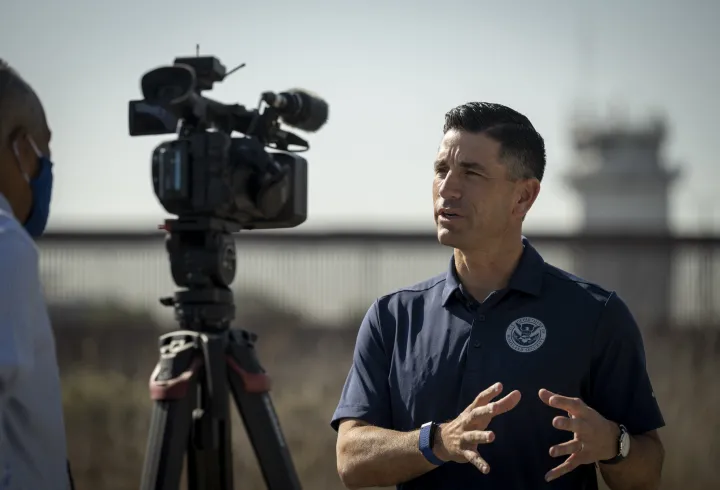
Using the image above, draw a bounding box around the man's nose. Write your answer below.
[438,171,462,200]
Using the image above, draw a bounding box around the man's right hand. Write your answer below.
[434,382,521,474]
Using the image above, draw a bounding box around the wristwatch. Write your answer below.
[418,422,445,466]
[600,424,631,465]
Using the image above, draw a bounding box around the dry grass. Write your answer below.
[56,312,720,490]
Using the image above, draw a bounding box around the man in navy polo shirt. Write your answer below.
[331,102,665,489]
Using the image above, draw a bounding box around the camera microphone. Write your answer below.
[262,89,328,133]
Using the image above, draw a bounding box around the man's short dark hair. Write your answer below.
[0,59,46,146]
[443,102,546,182]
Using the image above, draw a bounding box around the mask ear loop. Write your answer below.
[28,135,42,158]
[27,135,42,158]
[12,135,42,183]
[11,140,30,183]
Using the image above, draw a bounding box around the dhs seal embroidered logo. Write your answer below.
[505,317,547,353]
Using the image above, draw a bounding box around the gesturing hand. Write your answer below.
[435,382,521,474]
[538,389,619,482]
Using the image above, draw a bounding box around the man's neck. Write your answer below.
[454,234,524,302]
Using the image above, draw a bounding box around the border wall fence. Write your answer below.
[37,231,720,332]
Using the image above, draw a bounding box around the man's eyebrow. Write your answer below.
[459,161,487,172]
[434,160,488,171]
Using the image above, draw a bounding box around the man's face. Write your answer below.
[432,129,536,250]
[0,101,51,221]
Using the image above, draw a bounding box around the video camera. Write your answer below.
[130,55,328,489]
[128,55,328,230]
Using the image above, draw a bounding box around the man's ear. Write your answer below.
[0,126,18,172]
[515,179,541,219]
[7,128,39,178]
[6,126,25,154]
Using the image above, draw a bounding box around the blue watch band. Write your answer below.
[419,422,445,466]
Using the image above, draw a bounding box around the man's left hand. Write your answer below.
[538,389,619,482]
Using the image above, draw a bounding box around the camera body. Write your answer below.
[151,131,307,229]
[129,55,325,230]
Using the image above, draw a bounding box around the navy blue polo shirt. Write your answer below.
[331,238,665,490]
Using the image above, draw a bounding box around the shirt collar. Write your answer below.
[0,193,13,217]
[441,236,545,307]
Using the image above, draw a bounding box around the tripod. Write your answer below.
[139,217,303,490]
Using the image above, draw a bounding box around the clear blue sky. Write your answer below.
[2,0,718,233]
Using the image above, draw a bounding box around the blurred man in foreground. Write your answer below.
[0,60,72,489]
[332,102,665,489]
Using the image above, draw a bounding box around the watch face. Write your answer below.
[619,429,631,457]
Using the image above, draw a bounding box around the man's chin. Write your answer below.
[436,227,462,248]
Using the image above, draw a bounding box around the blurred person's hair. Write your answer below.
[0,59,46,145]
[443,102,546,182]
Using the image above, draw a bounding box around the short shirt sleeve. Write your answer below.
[0,229,38,398]
[330,300,392,431]
[584,292,665,435]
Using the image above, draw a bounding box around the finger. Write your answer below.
[552,416,581,434]
[460,430,495,446]
[549,438,583,458]
[545,453,581,482]
[538,389,586,416]
[462,449,490,474]
[467,382,503,410]
[538,388,555,406]
[471,390,522,419]
[492,390,522,416]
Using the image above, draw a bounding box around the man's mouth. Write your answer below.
[438,210,462,220]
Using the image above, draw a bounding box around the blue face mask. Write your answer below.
[13,136,54,238]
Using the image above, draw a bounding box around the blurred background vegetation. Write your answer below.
[53,277,719,490]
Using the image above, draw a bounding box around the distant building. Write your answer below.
[566,116,680,330]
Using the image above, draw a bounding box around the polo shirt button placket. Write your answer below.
[472,314,486,348]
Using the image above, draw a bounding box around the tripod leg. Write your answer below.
[185,332,234,490]
[226,330,303,490]
[140,332,202,490]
